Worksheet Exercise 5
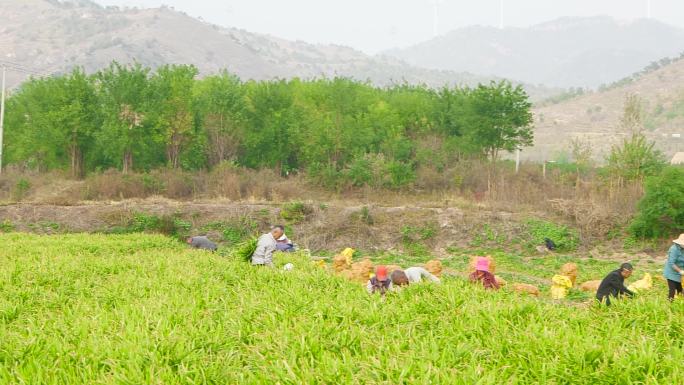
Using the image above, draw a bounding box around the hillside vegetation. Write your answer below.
[530,57,684,161]
[0,233,680,384]
[4,63,532,190]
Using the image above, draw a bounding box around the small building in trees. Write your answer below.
[671,152,684,165]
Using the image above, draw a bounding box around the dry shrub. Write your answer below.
[560,263,578,286]
[424,260,443,277]
[550,199,620,240]
[469,256,496,274]
[207,164,242,199]
[84,170,147,200]
[511,283,540,296]
[580,280,601,292]
[149,169,195,199]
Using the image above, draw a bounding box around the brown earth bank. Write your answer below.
[0,198,662,260]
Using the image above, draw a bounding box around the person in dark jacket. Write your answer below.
[596,263,634,305]
[186,236,217,251]
[367,266,393,295]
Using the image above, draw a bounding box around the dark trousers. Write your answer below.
[668,279,683,300]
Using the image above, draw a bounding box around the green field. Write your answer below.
[1,233,682,384]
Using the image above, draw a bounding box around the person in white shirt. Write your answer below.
[251,225,284,267]
[404,266,440,284]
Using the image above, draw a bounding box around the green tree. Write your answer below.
[606,95,665,186]
[465,81,534,162]
[194,72,246,166]
[630,166,684,238]
[149,64,199,169]
[96,62,154,173]
[4,69,99,177]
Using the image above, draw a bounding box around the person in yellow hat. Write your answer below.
[663,234,684,301]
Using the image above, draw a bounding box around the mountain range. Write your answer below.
[387,17,684,88]
[2,0,549,95]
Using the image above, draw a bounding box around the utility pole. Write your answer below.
[515,148,520,173]
[0,66,5,175]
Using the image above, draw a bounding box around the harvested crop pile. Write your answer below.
[469,256,496,274]
[560,263,578,286]
[386,264,403,274]
[512,283,540,296]
[580,280,601,292]
[340,259,374,283]
[495,275,507,286]
[332,248,354,272]
[424,260,443,277]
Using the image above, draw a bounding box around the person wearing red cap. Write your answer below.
[367,265,393,295]
[469,257,499,290]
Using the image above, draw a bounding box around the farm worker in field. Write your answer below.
[390,270,410,288]
[469,257,499,290]
[275,233,296,253]
[663,234,684,301]
[367,265,392,295]
[596,263,634,306]
[186,236,217,251]
[405,266,440,284]
[251,225,284,267]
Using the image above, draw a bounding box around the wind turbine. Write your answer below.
[646,0,652,19]
[431,0,444,38]
[499,0,504,29]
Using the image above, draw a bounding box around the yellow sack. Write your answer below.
[340,248,355,265]
[628,273,652,293]
[551,275,573,299]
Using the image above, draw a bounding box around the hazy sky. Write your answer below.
[95,0,684,53]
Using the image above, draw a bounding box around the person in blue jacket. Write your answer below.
[663,234,684,301]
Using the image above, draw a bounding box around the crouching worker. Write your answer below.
[367,266,392,295]
[186,236,217,252]
[469,257,499,290]
[276,233,296,253]
[405,266,440,284]
[596,263,634,306]
[251,225,284,267]
[391,270,410,289]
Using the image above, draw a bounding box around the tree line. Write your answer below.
[4,62,533,188]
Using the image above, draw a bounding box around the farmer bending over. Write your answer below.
[596,263,634,306]
[391,270,410,289]
[276,233,296,253]
[186,236,217,252]
[469,257,499,290]
[251,225,284,267]
[663,234,684,301]
[367,265,392,295]
[405,266,440,284]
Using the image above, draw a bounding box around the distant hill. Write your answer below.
[0,0,557,100]
[386,17,684,88]
[527,57,684,162]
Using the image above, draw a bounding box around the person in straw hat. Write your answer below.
[663,234,684,301]
[469,257,499,290]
